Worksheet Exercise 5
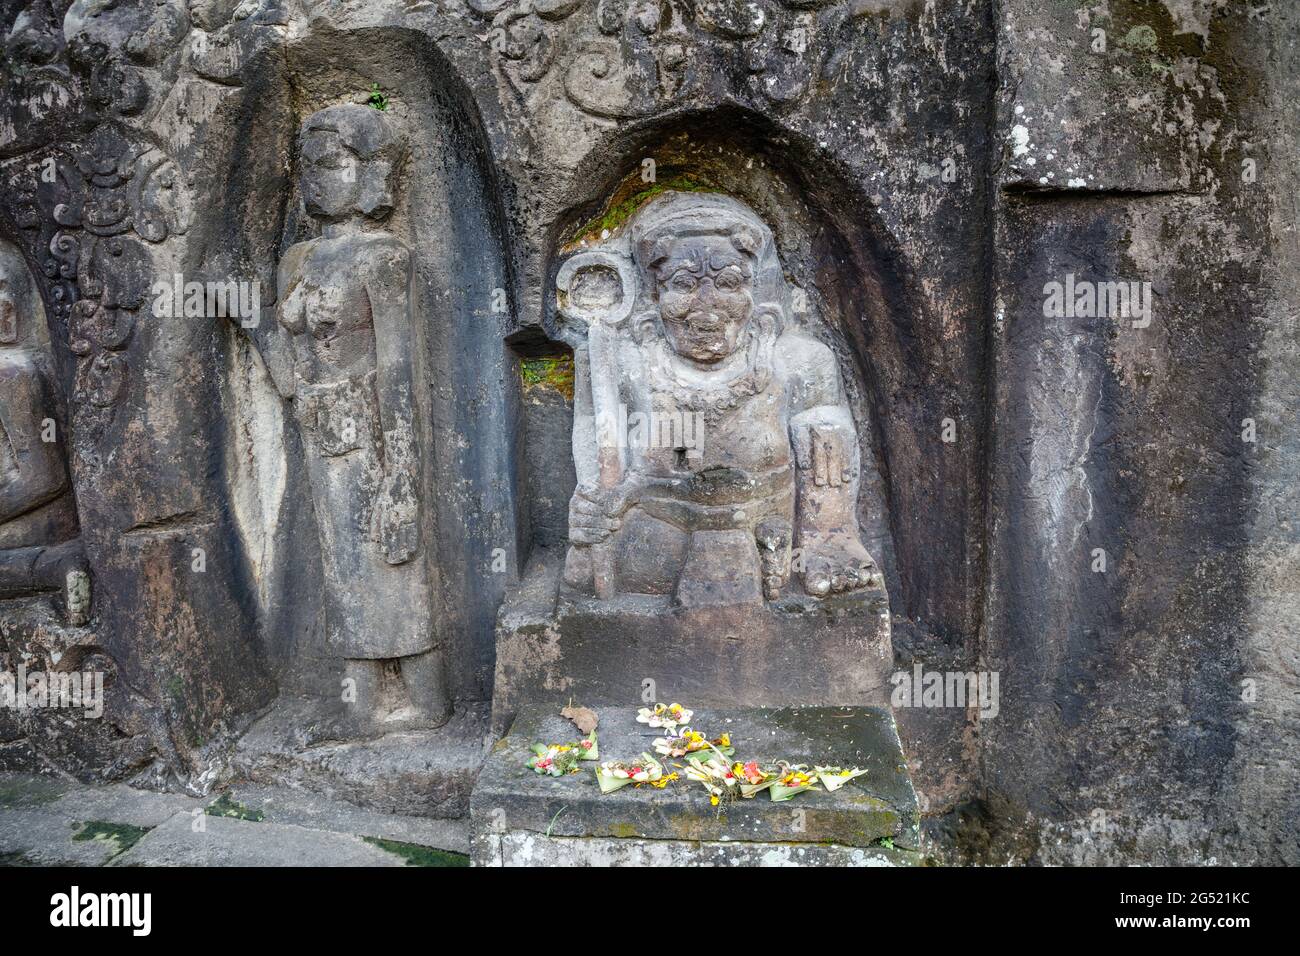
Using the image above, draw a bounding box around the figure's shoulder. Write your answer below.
[351,232,411,261]
[350,234,412,283]
[278,238,317,275]
[774,329,843,405]
[775,329,839,379]
[777,328,835,363]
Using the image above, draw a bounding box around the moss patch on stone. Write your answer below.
[362,836,469,867]
[521,355,575,400]
[73,821,150,855]
[569,174,718,247]
[0,775,66,808]
[205,792,264,822]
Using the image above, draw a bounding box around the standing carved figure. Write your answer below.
[0,243,90,625]
[277,105,449,734]
[561,191,880,606]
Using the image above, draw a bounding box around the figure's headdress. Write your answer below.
[628,191,786,332]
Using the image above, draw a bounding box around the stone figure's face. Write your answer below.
[301,129,359,221]
[655,236,754,364]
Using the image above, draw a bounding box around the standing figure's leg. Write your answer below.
[341,658,384,735]
[400,649,452,728]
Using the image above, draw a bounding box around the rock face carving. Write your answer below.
[559,191,880,607]
[0,242,91,626]
[277,105,449,734]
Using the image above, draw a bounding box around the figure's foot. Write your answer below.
[800,533,880,597]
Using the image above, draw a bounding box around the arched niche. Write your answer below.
[519,105,968,632]
[219,26,520,703]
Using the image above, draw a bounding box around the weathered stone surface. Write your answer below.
[471,704,918,864]
[230,699,491,819]
[0,0,1295,866]
[109,811,405,867]
[216,782,469,853]
[476,831,923,868]
[494,559,892,736]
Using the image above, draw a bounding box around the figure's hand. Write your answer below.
[800,531,879,597]
[568,481,637,546]
[372,471,419,564]
[793,423,855,487]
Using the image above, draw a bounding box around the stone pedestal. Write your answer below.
[230,698,492,819]
[470,704,921,866]
[492,556,893,737]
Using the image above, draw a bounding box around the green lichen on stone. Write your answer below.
[205,792,264,822]
[569,175,717,246]
[73,821,150,855]
[362,836,469,867]
[1122,25,1160,53]
[520,355,575,400]
[0,775,65,808]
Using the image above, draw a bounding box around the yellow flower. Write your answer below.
[710,794,720,806]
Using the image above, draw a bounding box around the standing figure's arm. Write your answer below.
[0,363,69,524]
[784,334,877,596]
[365,239,420,565]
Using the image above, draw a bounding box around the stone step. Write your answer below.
[0,773,206,865]
[471,704,921,866]
[0,771,469,866]
[109,811,411,867]
[214,782,468,854]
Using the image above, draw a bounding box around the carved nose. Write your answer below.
[689,311,722,330]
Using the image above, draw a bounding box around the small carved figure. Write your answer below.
[0,243,91,625]
[277,105,449,734]
[561,191,879,606]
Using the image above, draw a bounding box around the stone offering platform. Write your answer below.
[492,558,893,737]
[470,704,922,866]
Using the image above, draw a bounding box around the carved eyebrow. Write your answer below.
[708,254,749,274]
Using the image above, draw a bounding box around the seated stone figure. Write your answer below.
[562,191,880,607]
[0,243,90,626]
[277,104,449,735]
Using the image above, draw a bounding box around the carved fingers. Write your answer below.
[794,422,854,487]
[568,485,624,545]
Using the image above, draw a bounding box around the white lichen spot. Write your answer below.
[1011,124,1031,157]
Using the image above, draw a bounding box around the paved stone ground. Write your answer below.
[0,773,469,867]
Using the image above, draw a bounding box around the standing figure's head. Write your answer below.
[299,104,408,224]
[632,192,780,365]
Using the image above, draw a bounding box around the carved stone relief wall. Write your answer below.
[0,0,1293,864]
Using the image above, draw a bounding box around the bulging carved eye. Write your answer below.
[669,272,697,293]
[714,267,744,291]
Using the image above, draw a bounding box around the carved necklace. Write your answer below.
[648,327,776,426]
